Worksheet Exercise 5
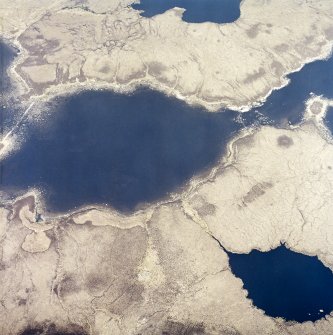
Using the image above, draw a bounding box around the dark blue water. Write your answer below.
[131,0,241,24]
[254,54,333,126]
[228,245,333,322]
[1,88,242,213]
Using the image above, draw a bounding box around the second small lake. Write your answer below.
[228,246,333,322]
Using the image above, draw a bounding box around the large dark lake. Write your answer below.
[228,246,333,322]
[131,0,241,24]
[1,89,241,213]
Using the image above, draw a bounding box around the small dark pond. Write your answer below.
[131,0,241,24]
[1,88,242,213]
[228,245,333,322]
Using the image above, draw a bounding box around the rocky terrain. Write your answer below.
[1,0,333,334]
[1,0,333,110]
